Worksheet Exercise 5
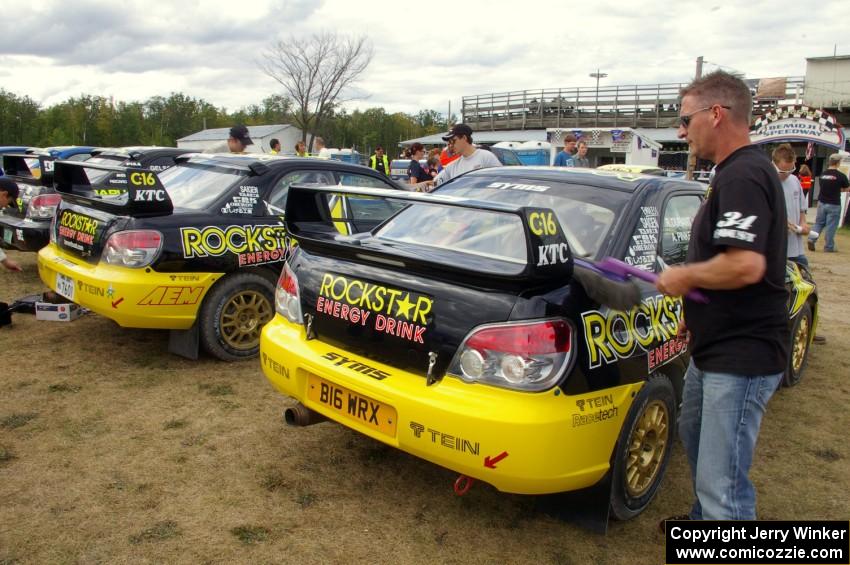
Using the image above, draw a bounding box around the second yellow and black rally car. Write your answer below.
[259,167,818,522]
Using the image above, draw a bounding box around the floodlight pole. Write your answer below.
[589,69,608,126]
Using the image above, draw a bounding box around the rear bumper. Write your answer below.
[260,315,642,495]
[37,243,220,329]
[0,215,49,252]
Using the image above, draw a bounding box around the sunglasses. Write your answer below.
[774,163,796,174]
[679,105,731,128]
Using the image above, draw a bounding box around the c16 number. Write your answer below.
[529,211,557,237]
[129,172,156,186]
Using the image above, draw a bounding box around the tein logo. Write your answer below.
[576,394,613,412]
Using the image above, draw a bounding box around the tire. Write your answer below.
[784,303,812,388]
[199,272,275,361]
[609,375,676,521]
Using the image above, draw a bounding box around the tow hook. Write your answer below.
[426,351,439,386]
[304,313,315,340]
[453,475,475,496]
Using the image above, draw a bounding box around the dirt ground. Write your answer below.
[2,230,849,565]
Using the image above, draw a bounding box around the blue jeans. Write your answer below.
[789,255,809,268]
[678,360,782,520]
[809,203,841,251]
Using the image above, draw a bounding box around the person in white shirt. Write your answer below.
[415,124,501,191]
[204,125,253,154]
[314,137,332,159]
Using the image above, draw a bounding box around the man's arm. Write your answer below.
[0,248,22,272]
[656,247,765,297]
[798,211,810,234]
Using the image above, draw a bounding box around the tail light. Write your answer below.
[447,319,572,392]
[275,262,303,324]
[103,230,162,268]
[26,193,62,219]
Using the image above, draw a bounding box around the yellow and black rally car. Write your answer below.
[259,167,818,522]
[37,153,403,360]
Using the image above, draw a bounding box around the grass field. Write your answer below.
[1,233,849,564]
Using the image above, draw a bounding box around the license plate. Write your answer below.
[307,374,397,437]
[56,273,75,301]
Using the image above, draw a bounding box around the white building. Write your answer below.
[177,124,307,154]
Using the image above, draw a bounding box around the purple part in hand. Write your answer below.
[596,257,709,304]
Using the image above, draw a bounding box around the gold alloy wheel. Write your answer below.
[792,314,810,373]
[219,290,274,350]
[625,399,669,498]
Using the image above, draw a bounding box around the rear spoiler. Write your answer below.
[53,160,173,216]
[286,184,573,284]
[1,153,54,186]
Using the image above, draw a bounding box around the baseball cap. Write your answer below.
[0,177,20,209]
[229,125,254,146]
[441,123,473,141]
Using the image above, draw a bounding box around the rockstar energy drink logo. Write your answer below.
[180,224,290,266]
[57,210,99,246]
[316,273,433,344]
[58,210,99,235]
[581,295,682,369]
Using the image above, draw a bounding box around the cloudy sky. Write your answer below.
[0,0,847,118]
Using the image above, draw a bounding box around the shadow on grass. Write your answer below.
[231,525,270,545]
[0,445,15,465]
[129,521,181,544]
[48,383,81,394]
[0,413,37,430]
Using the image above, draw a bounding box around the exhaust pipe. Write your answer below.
[284,403,327,427]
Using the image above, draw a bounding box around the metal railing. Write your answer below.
[462,77,806,131]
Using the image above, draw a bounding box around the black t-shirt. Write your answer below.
[684,145,789,375]
[407,160,430,182]
[817,169,849,205]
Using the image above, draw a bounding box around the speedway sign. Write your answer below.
[750,105,845,149]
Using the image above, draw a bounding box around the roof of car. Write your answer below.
[180,153,382,173]
[596,164,665,175]
[460,165,686,192]
[92,146,194,159]
[41,146,97,157]
[177,124,297,142]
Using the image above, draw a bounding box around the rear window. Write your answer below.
[376,205,527,264]
[159,163,248,210]
[82,155,128,185]
[23,158,41,178]
[430,174,627,258]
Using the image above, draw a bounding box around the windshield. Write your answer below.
[493,148,523,166]
[384,174,627,259]
[83,156,127,185]
[159,163,248,209]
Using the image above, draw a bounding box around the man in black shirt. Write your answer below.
[807,154,849,252]
[656,71,788,523]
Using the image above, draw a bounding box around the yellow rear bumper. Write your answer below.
[38,243,220,329]
[260,315,643,495]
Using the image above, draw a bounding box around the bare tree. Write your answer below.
[259,32,373,151]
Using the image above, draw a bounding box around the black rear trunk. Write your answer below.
[54,202,122,264]
[292,249,520,378]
